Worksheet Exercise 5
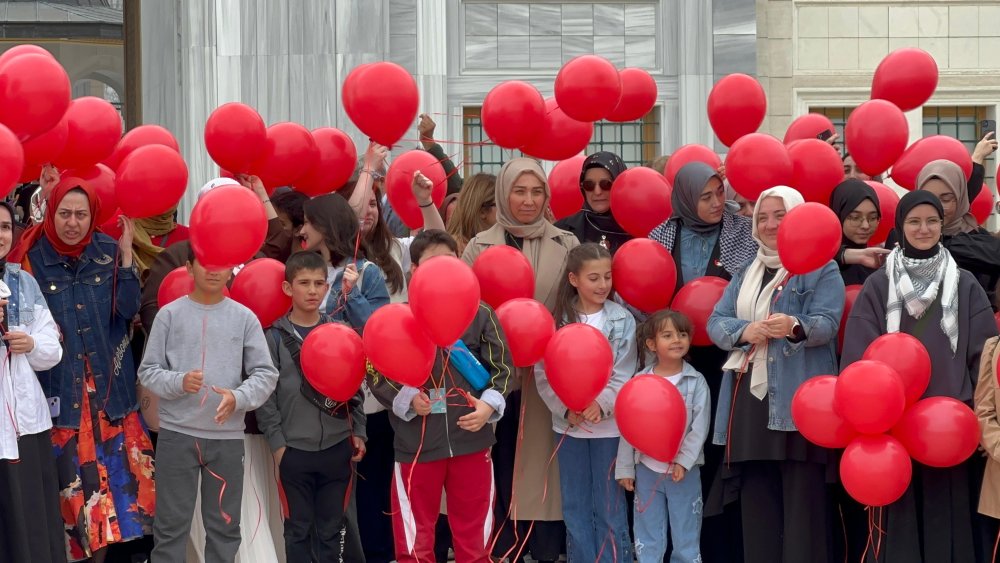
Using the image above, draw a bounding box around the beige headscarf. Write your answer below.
[722,186,806,400]
[917,159,977,236]
[495,157,550,240]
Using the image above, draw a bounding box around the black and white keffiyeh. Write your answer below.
[648,211,758,276]
[885,244,960,353]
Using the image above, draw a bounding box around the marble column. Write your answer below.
[674,0,716,150]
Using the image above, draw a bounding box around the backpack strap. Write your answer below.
[276,323,358,419]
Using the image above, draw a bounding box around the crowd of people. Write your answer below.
[2,111,1000,563]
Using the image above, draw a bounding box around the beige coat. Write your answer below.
[462,222,580,521]
[975,336,1000,518]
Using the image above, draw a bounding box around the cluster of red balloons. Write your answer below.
[792,333,979,507]
[481,56,657,160]
[205,102,356,196]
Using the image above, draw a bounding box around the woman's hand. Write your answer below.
[363,142,390,174]
[762,314,797,339]
[739,321,769,345]
[119,216,135,268]
[411,171,434,206]
[843,247,890,269]
[40,164,60,196]
[973,132,997,164]
[342,263,359,294]
[580,401,603,424]
[418,114,436,150]
[4,331,34,354]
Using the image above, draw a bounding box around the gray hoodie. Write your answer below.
[138,297,278,440]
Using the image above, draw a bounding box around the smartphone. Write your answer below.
[981,120,996,138]
[817,129,834,142]
[48,396,60,418]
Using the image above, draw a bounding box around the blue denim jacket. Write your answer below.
[28,233,141,428]
[323,258,390,330]
[708,260,845,443]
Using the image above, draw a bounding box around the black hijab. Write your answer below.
[895,190,944,260]
[554,151,631,253]
[829,179,880,250]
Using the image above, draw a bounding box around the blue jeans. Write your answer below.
[556,434,631,563]
[634,463,703,563]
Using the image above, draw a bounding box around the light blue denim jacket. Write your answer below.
[708,260,845,443]
[535,299,639,434]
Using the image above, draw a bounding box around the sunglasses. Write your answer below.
[582,179,613,192]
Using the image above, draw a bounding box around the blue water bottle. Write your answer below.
[449,340,490,391]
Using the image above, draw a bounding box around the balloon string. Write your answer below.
[196,438,233,525]
[992,522,1000,563]
[490,380,531,562]
[0,345,18,441]
[398,137,494,148]
[199,313,209,409]
[246,434,263,544]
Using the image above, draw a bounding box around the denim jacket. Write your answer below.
[708,260,844,443]
[28,234,141,428]
[615,361,711,478]
[323,258,390,330]
[535,299,639,435]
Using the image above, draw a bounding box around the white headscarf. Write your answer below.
[723,186,805,399]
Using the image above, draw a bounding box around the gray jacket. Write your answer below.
[615,361,711,478]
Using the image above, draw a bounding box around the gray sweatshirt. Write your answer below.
[139,296,279,440]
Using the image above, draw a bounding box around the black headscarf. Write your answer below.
[829,179,880,250]
[671,162,726,234]
[554,151,631,253]
[895,190,944,260]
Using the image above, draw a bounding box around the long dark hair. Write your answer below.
[553,242,612,328]
[303,194,361,265]
[338,181,405,294]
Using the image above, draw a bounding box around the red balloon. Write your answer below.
[105,125,179,171]
[0,53,70,140]
[495,298,555,367]
[115,145,189,219]
[301,323,366,402]
[409,256,481,347]
[481,81,546,150]
[205,103,267,174]
[613,238,677,313]
[606,68,657,123]
[189,186,268,269]
[0,124,24,197]
[548,156,586,220]
[867,181,899,246]
[22,115,68,167]
[783,113,837,145]
[554,55,622,123]
[835,360,906,434]
[61,164,117,225]
[18,162,40,185]
[788,139,845,203]
[157,266,231,307]
[792,376,858,448]
[520,98,594,162]
[0,45,54,68]
[472,246,535,309]
[294,128,358,196]
[53,97,122,171]
[663,144,721,187]
[707,74,767,147]
[671,277,728,347]
[725,133,793,201]
[892,397,980,468]
[342,62,419,147]
[615,375,687,463]
[839,285,862,353]
[871,48,938,112]
[610,168,672,237]
[844,100,909,178]
[230,258,292,328]
[891,135,973,190]
[250,122,320,192]
[862,333,931,405]
[385,150,447,229]
[98,208,124,239]
[971,186,993,225]
[776,202,841,275]
[543,323,614,412]
[840,435,912,507]
[363,303,436,388]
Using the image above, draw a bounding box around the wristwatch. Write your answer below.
[788,318,804,339]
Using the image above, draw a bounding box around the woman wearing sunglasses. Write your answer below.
[555,151,632,254]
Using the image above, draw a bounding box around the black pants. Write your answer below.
[0,430,65,563]
[740,460,830,563]
[354,411,396,563]
[280,439,353,562]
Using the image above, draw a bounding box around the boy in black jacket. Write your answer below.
[368,230,513,563]
[256,251,366,562]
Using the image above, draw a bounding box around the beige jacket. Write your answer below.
[462,221,579,521]
[975,336,1000,518]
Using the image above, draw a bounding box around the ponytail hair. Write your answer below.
[552,242,612,328]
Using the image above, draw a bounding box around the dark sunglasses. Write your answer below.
[582,179,613,192]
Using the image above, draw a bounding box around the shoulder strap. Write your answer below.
[279,324,358,419]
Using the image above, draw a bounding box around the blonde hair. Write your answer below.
[447,173,497,250]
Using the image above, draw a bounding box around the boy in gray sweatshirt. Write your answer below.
[138,248,278,563]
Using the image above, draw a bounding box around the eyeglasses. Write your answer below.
[582,179,613,192]
[844,214,880,227]
[903,217,943,229]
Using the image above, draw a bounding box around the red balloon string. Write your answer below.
[489,386,531,562]
[397,137,493,148]
[595,454,621,563]
[992,523,1000,563]
[837,504,848,563]
[246,435,264,545]
[271,454,289,519]
[199,314,210,409]
[196,438,233,525]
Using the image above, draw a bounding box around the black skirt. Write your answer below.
[0,430,66,563]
